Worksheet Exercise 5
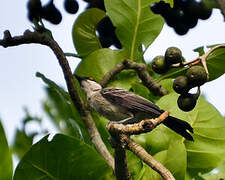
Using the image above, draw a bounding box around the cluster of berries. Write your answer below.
[151,47,208,111]
[27,0,79,25]
[150,0,212,35]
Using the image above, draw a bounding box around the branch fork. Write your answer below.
[107,111,175,180]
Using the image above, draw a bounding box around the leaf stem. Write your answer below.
[64,52,81,58]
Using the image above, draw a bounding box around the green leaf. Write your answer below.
[75,49,125,81]
[141,141,186,180]
[134,92,225,175]
[72,8,106,57]
[206,46,225,81]
[156,93,225,174]
[193,46,205,56]
[200,161,225,180]
[141,150,167,180]
[105,0,168,62]
[37,73,90,143]
[12,129,35,159]
[75,48,137,89]
[36,72,70,100]
[0,120,12,180]
[164,141,187,180]
[14,134,112,180]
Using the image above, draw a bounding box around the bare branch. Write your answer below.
[0,30,114,170]
[100,59,168,96]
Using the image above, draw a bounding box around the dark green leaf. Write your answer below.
[14,134,112,180]
[72,8,106,57]
[0,120,12,180]
[105,0,171,62]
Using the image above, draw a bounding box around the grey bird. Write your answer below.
[75,75,193,141]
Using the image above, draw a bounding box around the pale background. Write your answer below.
[0,0,225,165]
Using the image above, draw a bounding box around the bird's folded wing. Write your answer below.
[101,88,162,116]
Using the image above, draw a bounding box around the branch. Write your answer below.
[107,111,169,135]
[0,30,114,170]
[100,59,168,96]
[113,143,131,180]
[108,112,175,180]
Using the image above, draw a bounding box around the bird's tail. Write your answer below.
[163,116,194,141]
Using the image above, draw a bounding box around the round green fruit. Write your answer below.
[177,93,197,112]
[165,47,182,64]
[186,65,207,87]
[173,76,190,94]
[151,55,169,74]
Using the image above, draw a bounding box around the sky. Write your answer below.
[0,0,225,148]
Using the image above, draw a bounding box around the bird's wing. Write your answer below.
[101,88,194,141]
[101,88,162,116]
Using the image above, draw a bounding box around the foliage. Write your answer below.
[14,134,112,180]
[1,0,225,180]
[0,120,13,180]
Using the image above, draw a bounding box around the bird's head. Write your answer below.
[75,75,102,95]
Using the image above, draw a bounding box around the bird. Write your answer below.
[75,75,193,141]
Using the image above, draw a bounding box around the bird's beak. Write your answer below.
[74,74,89,85]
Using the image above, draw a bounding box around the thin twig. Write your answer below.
[0,30,114,170]
[100,59,168,96]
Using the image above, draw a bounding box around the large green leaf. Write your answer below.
[72,8,106,57]
[105,0,172,62]
[141,141,186,180]
[0,120,12,180]
[75,48,137,90]
[134,92,225,175]
[158,93,225,173]
[14,134,112,180]
[206,46,225,81]
[75,49,125,81]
